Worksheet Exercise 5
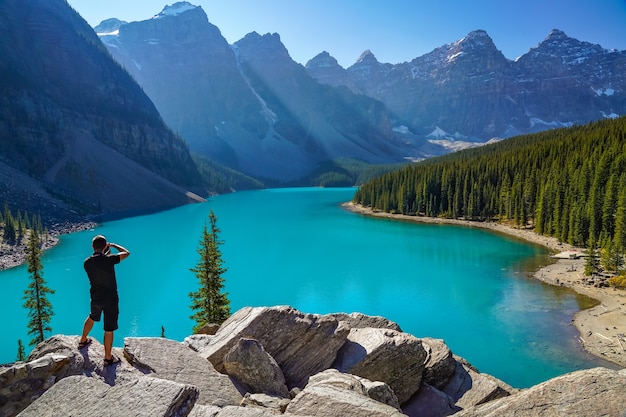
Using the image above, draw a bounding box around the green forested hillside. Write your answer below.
[354,117,626,249]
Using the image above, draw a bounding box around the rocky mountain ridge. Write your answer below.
[96,3,443,182]
[2,306,625,417]
[308,29,626,142]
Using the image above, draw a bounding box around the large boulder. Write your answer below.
[453,367,626,417]
[355,376,402,410]
[441,358,515,409]
[332,327,427,404]
[401,356,515,416]
[200,306,349,389]
[223,338,290,398]
[419,338,457,389]
[16,374,198,417]
[285,369,408,417]
[124,337,243,406]
[401,383,460,417]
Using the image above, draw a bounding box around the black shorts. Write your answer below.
[89,300,119,332]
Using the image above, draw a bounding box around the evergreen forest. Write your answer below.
[353,116,626,253]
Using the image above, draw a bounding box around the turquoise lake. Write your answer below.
[0,187,612,387]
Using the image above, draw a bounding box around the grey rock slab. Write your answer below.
[1,335,141,416]
[285,369,408,417]
[124,337,243,406]
[441,358,515,409]
[453,367,626,417]
[17,374,198,417]
[184,334,214,352]
[330,312,402,331]
[200,306,349,389]
[419,338,457,390]
[333,327,427,404]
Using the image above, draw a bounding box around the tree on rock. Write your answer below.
[189,210,230,333]
[23,230,55,346]
[16,339,25,361]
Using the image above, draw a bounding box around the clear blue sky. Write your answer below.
[68,0,626,68]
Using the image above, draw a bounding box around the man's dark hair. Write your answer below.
[92,235,107,251]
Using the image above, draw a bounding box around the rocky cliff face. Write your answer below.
[0,0,204,223]
[307,29,626,143]
[2,306,625,417]
[97,3,420,182]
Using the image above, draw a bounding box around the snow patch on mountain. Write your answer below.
[393,125,412,134]
[593,87,615,96]
[448,51,463,63]
[529,117,574,129]
[153,2,197,19]
[427,139,482,152]
[97,29,119,36]
[602,111,620,119]
[427,127,449,139]
[424,126,487,151]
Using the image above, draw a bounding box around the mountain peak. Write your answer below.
[94,18,127,35]
[527,28,609,60]
[545,29,569,41]
[456,30,497,51]
[356,50,379,64]
[153,2,199,19]
[306,51,341,69]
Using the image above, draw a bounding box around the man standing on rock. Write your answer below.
[78,235,130,366]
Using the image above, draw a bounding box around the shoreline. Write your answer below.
[0,221,97,271]
[343,202,626,368]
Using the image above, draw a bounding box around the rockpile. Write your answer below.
[2,306,626,417]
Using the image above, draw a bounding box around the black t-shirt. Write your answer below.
[84,253,121,303]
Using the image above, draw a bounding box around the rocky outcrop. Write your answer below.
[199,306,350,389]
[1,306,623,417]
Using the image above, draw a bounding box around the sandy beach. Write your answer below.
[343,202,626,368]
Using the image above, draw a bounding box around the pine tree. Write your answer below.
[16,339,26,362]
[189,210,230,333]
[3,203,16,244]
[584,239,600,277]
[601,239,624,274]
[23,230,55,346]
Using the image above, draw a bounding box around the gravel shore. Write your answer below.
[0,221,96,271]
